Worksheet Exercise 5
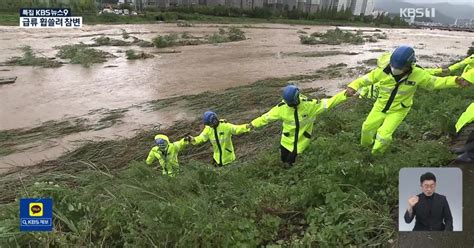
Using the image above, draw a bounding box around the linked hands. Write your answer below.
[345,87,357,97]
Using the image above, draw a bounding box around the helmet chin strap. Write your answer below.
[210,117,219,127]
[286,92,300,107]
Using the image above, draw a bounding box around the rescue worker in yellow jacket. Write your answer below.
[358,52,458,99]
[345,45,472,155]
[190,111,250,166]
[146,134,190,176]
[454,103,474,162]
[250,85,348,167]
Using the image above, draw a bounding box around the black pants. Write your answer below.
[280,145,297,165]
[465,131,474,153]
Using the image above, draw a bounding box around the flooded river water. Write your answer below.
[0,23,472,172]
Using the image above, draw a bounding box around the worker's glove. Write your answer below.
[455,76,470,88]
[247,123,254,131]
[184,135,193,143]
[345,87,357,97]
[440,67,451,76]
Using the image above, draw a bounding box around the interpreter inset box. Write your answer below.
[399,168,462,231]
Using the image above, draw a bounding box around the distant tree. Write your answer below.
[119,2,133,10]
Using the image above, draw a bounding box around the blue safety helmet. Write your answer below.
[390,45,416,69]
[283,85,300,106]
[155,138,168,150]
[203,111,218,125]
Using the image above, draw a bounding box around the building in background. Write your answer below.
[350,0,373,16]
[94,0,376,15]
[350,0,362,15]
[363,0,374,15]
[454,18,474,28]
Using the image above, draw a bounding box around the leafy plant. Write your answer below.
[56,44,112,67]
[6,46,62,68]
[152,34,179,48]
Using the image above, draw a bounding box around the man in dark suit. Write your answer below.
[404,172,453,231]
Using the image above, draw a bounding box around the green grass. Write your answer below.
[300,28,365,45]
[151,27,245,48]
[125,49,154,60]
[0,61,472,246]
[300,28,388,46]
[91,36,132,46]
[6,46,62,68]
[87,35,154,48]
[56,44,112,67]
[0,12,19,26]
[152,33,179,48]
[208,27,246,44]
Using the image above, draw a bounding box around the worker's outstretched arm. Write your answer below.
[424,67,444,75]
[251,104,282,128]
[317,90,348,114]
[448,55,473,72]
[347,68,382,93]
[230,123,250,135]
[146,148,156,166]
[173,138,188,153]
[192,127,209,145]
[417,71,466,90]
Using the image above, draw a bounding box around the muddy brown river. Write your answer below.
[0,23,473,172]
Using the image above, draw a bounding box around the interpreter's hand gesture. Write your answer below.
[408,195,419,208]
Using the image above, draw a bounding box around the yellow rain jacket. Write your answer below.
[193,120,249,166]
[146,134,188,176]
[462,67,474,84]
[357,53,391,99]
[448,54,474,74]
[251,91,347,154]
[455,103,474,133]
[348,55,460,114]
[426,55,474,83]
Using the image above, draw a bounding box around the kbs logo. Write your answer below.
[20,198,53,231]
[400,8,436,18]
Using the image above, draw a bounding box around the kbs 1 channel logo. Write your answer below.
[19,198,53,232]
[20,8,82,28]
